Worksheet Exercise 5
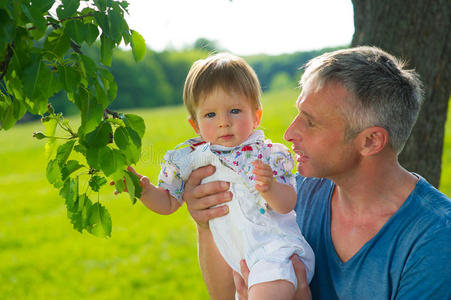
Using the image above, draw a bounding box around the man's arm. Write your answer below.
[396,227,451,299]
[198,226,236,300]
[183,165,235,300]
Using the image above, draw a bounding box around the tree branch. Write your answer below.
[0,43,14,82]
[28,13,95,31]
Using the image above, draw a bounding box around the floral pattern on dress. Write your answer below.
[158,130,295,202]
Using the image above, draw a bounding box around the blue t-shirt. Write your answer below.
[294,174,451,300]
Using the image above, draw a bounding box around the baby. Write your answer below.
[133,53,314,299]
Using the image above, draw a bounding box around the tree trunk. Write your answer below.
[351,0,451,187]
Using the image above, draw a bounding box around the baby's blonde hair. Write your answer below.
[183,53,262,121]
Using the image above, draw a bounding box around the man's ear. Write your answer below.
[188,118,200,134]
[254,109,262,129]
[357,126,389,156]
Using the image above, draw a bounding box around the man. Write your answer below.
[183,46,451,299]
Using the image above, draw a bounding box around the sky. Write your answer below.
[124,0,355,56]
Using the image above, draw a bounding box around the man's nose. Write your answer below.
[284,116,300,142]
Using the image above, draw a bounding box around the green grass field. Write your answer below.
[0,88,450,299]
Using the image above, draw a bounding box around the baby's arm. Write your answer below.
[128,166,182,215]
[252,160,296,214]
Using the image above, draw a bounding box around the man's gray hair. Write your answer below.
[300,46,424,153]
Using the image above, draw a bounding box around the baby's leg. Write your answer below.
[248,280,295,300]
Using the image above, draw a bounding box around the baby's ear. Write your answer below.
[254,109,262,129]
[188,118,200,134]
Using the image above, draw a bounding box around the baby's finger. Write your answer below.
[255,183,269,193]
[254,172,274,184]
[140,175,150,187]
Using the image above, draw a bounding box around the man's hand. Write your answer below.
[183,165,232,229]
[232,256,312,300]
[232,260,250,300]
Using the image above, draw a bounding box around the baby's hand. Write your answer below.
[252,160,274,193]
[110,166,151,196]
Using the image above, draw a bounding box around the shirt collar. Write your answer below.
[187,130,265,152]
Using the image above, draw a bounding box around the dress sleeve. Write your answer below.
[265,142,296,189]
[158,150,185,203]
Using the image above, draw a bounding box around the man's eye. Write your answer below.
[205,112,215,118]
[302,117,314,127]
[231,109,241,114]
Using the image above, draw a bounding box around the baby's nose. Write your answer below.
[218,115,231,127]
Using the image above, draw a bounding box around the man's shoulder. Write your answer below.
[295,174,332,191]
[411,176,451,222]
[295,174,334,207]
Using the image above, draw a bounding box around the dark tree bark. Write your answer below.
[351,0,451,187]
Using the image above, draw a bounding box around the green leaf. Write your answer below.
[131,30,146,62]
[44,30,71,58]
[100,33,113,66]
[64,20,85,45]
[123,172,136,204]
[113,126,129,149]
[89,175,107,192]
[57,65,80,94]
[85,23,99,45]
[46,159,63,188]
[94,11,108,35]
[22,60,52,113]
[79,54,97,80]
[121,113,146,139]
[60,177,78,211]
[93,0,107,12]
[101,148,126,176]
[125,170,142,204]
[88,202,112,237]
[111,170,126,194]
[120,132,140,165]
[97,68,117,104]
[56,140,76,165]
[0,98,26,130]
[61,160,84,180]
[68,193,92,233]
[85,121,112,147]
[56,0,80,19]
[86,146,106,170]
[32,0,55,13]
[94,78,108,107]
[43,116,58,160]
[107,7,123,43]
[0,10,15,48]
[74,144,87,156]
[27,0,53,35]
[74,87,104,136]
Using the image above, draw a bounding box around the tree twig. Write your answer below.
[0,43,14,82]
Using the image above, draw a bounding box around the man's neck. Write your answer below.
[331,155,418,217]
[329,156,418,262]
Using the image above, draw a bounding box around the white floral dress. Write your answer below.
[158,130,315,288]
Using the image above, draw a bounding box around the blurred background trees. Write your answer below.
[351,0,450,187]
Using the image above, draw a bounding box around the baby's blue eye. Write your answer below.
[231,109,241,114]
[205,112,215,118]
